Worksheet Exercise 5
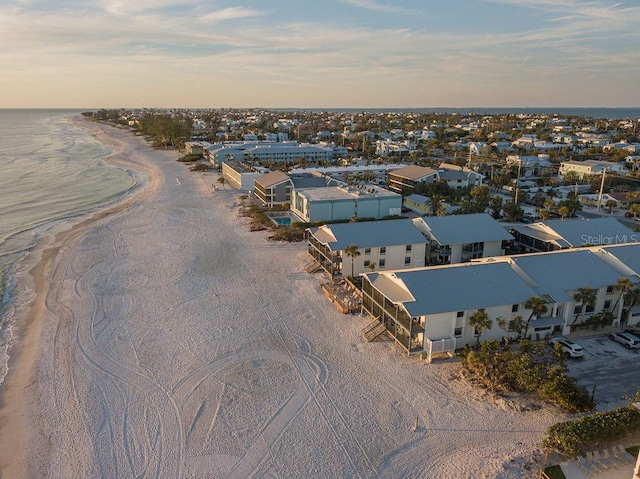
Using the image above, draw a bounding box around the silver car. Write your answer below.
[549,337,584,358]
[609,332,640,349]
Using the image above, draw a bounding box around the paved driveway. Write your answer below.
[565,336,640,410]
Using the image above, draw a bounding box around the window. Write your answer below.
[606,286,614,294]
[512,304,519,312]
[364,247,371,255]
[573,305,582,315]
[585,304,595,313]
[380,247,386,255]
[364,260,370,267]
[454,327,463,337]
[404,256,411,265]
[456,311,464,318]
[378,259,385,268]
[604,300,611,310]
[405,244,412,252]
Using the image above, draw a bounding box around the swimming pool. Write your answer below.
[266,211,301,226]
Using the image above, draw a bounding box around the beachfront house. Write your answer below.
[412,213,513,265]
[306,218,428,278]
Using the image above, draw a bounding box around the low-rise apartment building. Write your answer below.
[361,245,640,357]
[307,218,427,277]
[412,213,513,264]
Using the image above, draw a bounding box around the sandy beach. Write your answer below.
[0,118,564,478]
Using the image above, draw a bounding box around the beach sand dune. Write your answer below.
[0,119,562,478]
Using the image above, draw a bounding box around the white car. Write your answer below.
[549,337,584,358]
[609,332,640,349]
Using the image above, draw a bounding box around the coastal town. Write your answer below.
[89,108,640,342]
[0,109,621,479]
[80,108,640,477]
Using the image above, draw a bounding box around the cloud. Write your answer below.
[339,0,413,15]
[0,0,638,107]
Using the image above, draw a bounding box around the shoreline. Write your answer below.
[0,117,165,477]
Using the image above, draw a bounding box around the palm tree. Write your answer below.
[523,296,548,339]
[217,176,227,191]
[469,309,492,349]
[604,199,616,214]
[543,199,555,211]
[571,286,597,325]
[622,285,640,327]
[558,205,570,220]
[368,261,376,273]
[613,277,633,321]
[344,244,361,279]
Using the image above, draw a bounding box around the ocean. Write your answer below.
[0,109,136,386]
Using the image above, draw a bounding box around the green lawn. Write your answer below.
[543,465,566,479]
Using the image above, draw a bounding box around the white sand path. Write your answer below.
[0,118,565,478]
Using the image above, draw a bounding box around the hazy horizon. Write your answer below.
[2,0,639,109]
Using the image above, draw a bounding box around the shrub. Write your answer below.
[178,153,203,162]
[269,227,305,242]
[539,370,594,413]
[543,406,640,456]
[459,340,593,412]
[189,162,210,171]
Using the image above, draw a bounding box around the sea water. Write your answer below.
[0,109,136,386]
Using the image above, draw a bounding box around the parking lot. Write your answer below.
[563,335,640,410]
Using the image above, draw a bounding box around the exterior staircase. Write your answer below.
[304,260,322,274]
[362,319,387,342]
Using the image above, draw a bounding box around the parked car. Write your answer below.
[609,331,640,349]
[549,337,584,358]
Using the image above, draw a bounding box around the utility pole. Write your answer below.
[514,161,522,204]
[596,168,607,213]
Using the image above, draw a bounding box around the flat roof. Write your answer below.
[296,185,400,201]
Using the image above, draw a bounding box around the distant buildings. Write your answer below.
[559,160,625,179]
[205,140,337,166]
[388,165,439,194]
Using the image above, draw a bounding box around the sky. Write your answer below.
[1,0,639,109]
